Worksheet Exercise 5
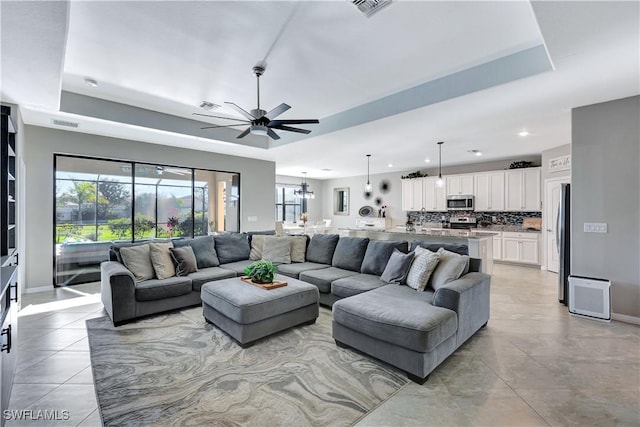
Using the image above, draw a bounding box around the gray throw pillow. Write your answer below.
[288,235,308,263]
[361,240,408,276]
[190,236,219,268]
[261,236,291,264]
[149,242,175,280]
[170,246,198,276]
[429,247,470,291]
[306,234,339,265]
[120,244,155,282]
[380,249,415,284]
[213,233,250,264]
[406,247,441,291]
[249,235,268,261]
[110,241,148,263]
[332,237,370,272]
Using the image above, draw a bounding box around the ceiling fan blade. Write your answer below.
[267,128,281,140]
[236,128,251,139]
[270,124,311,134]
[264,103,291,120]
[201,124,250,129]
[192,113,250,123]
[268,119,319,126]
[224,102,257,120]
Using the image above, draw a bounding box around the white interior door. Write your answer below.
[545,178,569,272]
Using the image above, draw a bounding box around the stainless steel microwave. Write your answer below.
[446,195,474,211]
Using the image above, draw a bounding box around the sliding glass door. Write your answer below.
[54,155,240,286]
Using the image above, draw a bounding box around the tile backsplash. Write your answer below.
[406,211,542,225]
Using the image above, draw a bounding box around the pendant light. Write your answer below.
[436,141,445,188]
[364,154,372,192]
[294,172,315,199]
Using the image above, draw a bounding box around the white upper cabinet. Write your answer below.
[446,174,474,196]
[423,177,447,211]
[505,168,541,211]
[474,172,505,211]
[401,178,424,211]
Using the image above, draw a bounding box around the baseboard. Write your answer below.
[611,312,640,325]
[24,285,53,294]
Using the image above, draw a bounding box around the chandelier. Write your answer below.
[294,172,315,199]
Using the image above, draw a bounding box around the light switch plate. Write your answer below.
[584,223,607,233]
[247,216,258,222]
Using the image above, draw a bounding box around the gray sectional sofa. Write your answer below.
[100,232,490,383]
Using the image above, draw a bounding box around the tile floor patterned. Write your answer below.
[7,265,640,427]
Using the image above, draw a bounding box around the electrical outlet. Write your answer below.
[584,222,607,233]
[248,216,258,222]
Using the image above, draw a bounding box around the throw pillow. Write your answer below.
[213,233,250,264]
[190,236,219,268]
[429,247,470,291]
[361,240,408,276]
[170,246,198,276]
[110,241,149,264]
[149,242,175,280]
[120,244,155,282]
[406,247,441,291]
[380,249,415,284]
[331,237,370,272]
[410,241,468,255]
[261,236,291,264]
[288,235,308,263]
[249,235,268,261]
[306,234,339,265]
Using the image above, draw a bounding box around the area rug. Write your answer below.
[86,307,409,426]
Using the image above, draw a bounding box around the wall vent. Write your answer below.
[351,0,393,17]
[51,119,79,128]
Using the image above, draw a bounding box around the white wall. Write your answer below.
[22,125,276,291]
[571,95,639,320]
[275,175,324,223]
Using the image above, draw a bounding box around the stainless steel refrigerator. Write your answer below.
[557,183,571,305]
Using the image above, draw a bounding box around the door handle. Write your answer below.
[1,325,11,353]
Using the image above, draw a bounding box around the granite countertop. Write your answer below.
[408,223,542,234]
[343,228,496,239]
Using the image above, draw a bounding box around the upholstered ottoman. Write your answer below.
[201,276,319,347]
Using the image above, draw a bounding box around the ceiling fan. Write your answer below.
[194,63,319,140]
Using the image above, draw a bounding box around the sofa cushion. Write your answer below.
[380,249,415,284]
[120,244,155,282]
[110,240,171,263]
[305,234,339,265]
[187,267,237,292]
[289,235,308,263]
[406,247,441,291]
[299,267,359,293]
[134,276,192,301]
[149,242,176,280]
[219,259,254,275]
[170,246,198,276]
[214,233,250,264]
[429,248,470,291]
[190,236,220,268]
[249,235,268,260]
[262,236,291,264]
[332,285,457,353]
[247,230,276,245]
[360,240,408,276]
[277,262,330,279]
[410,241,468,256]
[332,237,370,272]
[331,274,387,298]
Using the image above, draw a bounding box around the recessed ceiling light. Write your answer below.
[388,163,393,168]
[424,158,431,163]
[199,101,220,111]
[321,168,332,171]
[518,130,530,137]
[84,78,98,87]
[468,150,483,156]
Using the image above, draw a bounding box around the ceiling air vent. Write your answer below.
[51,119,79,128]
[351,0,393,17]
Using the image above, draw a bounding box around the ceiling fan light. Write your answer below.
[250,125,268,136]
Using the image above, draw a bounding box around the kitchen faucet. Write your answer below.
[419,208,426,225]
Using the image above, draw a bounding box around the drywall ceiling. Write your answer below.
[3,1,639,179]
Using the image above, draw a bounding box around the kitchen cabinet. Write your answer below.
[401,178,424,211]
[422,177,447,211]
[492,233,502,260]
[505,168,541,211]
[446,174,474,196]
[501,232,540,264]
[474,172,505,211]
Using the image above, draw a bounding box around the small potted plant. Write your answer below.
[243,260,278,284]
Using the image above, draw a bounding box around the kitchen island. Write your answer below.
[341,227,494,274]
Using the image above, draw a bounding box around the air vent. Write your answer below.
[351,0,393,17]
[51,119,79,128]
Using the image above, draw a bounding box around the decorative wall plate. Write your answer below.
[358,206,375,217]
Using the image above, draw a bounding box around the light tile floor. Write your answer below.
[7,265,640,426]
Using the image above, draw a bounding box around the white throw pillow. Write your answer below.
[405,246,441,291]
[120,244,155,282]
[149,242,175,280]
[429,247,470,290]
[249,235,268,260]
